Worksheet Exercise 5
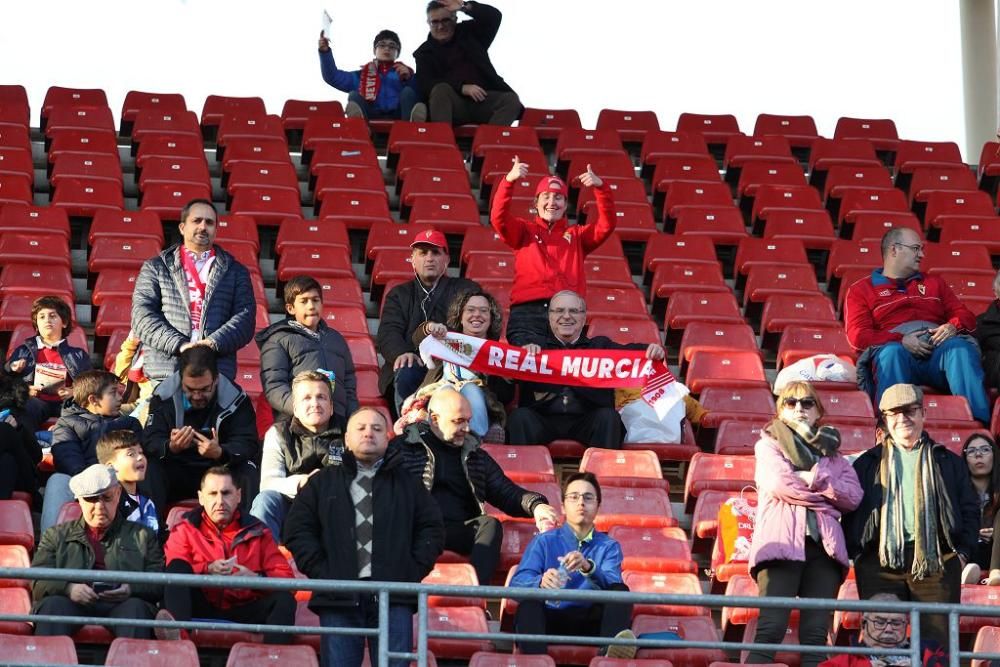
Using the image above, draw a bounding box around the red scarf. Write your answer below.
[358,61,395,102]
[180,247,215,336]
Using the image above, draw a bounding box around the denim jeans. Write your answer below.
[459,382,490,437]
[319,599,413,667]
[249,489,291,544]
[40,472,74,534]
[347,88,418,121]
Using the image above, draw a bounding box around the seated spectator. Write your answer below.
[745,381,863,667]
[4,295,92,433]
[31,464,164,639]
[112,329,153,420]
[507,290,665,448]
[40,370,142,534]
[0,371,42,504]
[977,269,1000,393]
[414,0,522,126]
[845,228,989,424]
[960,433,1000,585]
[404,288,513,440]
[375,229,479,414]
[319,27,423,121]
[395,388,556,585]
[509,472,635,658]
[251,371,343,542]
[256,275,358,426]
[842,384,979,645]
[491,159,616,346]
[142,346,259,521]
[158,466,295,644]
[96,430,159,534]
[818,593,947,667]
[284,407,444,667]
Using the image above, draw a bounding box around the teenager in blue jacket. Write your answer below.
[318,28,423,121]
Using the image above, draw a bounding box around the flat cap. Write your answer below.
[879,383,923,413]
[69,464,119,499]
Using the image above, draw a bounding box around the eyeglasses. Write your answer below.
[967,446,994,457]
[865,617,907,631]
[549,308,585,316]
[782,397,817,410]
[893,242,924,253]
[564,492,598,504]
[882,404,923,419]
[428,17,455,27]
[375,41,399,50]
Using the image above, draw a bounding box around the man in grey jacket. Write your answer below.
[131,198,256,382]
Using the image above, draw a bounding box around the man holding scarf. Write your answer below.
[132,198,255,383]
[318,28,424,122]
[843,383,979,645]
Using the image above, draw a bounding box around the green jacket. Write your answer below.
[31,514,164,604]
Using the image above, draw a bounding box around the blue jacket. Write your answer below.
[319,49,417,114]
[4,337,92,385]
[52,403,143,476]
[509,523,624,609]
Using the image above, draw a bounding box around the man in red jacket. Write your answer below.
[843,228,988,424]
[490,156,616,346]
[157,466,295,643]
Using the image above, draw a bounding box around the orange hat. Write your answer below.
[409,228,447,250]
[535,175,568,198]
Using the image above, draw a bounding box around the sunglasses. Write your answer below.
[782,397,817,410]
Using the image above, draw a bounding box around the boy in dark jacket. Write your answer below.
[40,371,142,534]
[256,275,358,427]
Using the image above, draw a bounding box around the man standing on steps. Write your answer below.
[132,198,256,383]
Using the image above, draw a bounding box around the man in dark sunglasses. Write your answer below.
[414,0,522,126]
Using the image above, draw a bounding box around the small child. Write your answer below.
[39,370,142,533]
[4,295,92,432]
[96,430,159,534]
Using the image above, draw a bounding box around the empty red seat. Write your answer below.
[519,107,582,141]
[834,117,898,153]
[650,154,721,201]
[580,257,634,289]
[664,291,744,345]
[823,164,894,205]
[641,131,711,180]
[850,211,922,242]
[743,265,821,314]
[423,563,484,608]
[837,187,908,226]
[750,184,824,232]
[808,138,881,186]
[723,135,796,175]
[825,239,882,286]
[387,121,456,162]
[909,166,979,205]
[275,217,349,254]
[0,632,77,663]
[734,239,810,287]
[894,139,964,184]
[586,317,661,346]
[217,113,286,152]
[94,296,133,337]
[0,588,33,635]
[313,164,385,205]
[555,129,624,166]
[44,105,115,138]
[760,209,836,251]
[684,453,756,512]
[674,207,749,247]
[0,500,34,552]
[89,209,165,245]
[0,204,70,241]
[276,246,353,281]
[280,100,344,136]
[579,448,667,490]
[814,390,875,426]
[650,263,729,316]
[301,117,371,158]
[624,571,707,616]
[106,637,200,666]
[753,113,819,150]
[88,237,161,274]
[0,544,31,589]
[47,128,118,164]
[676,113,742,148]
[685,350,768,394]
[321,306,369,338]
[923,190,996,230]
[319,192,392,230]
[594,486,675,530]
[0,177,31,210]
[597,109,660,144]
[471,125,541,164]
[230,187,302,227]
[0,233,70,269]
[643,234,719,282]
[226,161,299,198]
[50,177,123,217]
[408,196,480,234]
[221,137,291,173]
[923,394,975,428]
[131,108,202,146]
[136,153,211,192]
[632,615,725,666]
[201,94,265,130]
[923,242,994,277]
[610,526,695,574]
[678,321,759,373]
[420,606,493,659]
[0,264,73,304]
[737,161,807,200]
[225,641,318,667]
[760,294,838,347]
[396,146,466,182]
[465,252,516,284]
[480,444,556,483]
[940,270,995,313]
[135,134,205,169]
[120,91,188,133]
[41,86,108,123]
[663,182,735,227]
[140,181,212,221]
[0,148,34,191]
[216,214,260,253]
[713,420,766,455]
[585,287,649,320]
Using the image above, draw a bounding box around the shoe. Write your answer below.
[962,562,983,585]
[988,569,1000,586]
[345,101,364,119]
[154,608,182,641]
[601,629,638,660]
[410,103,428,123]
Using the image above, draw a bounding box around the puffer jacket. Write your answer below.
[4,337,92,385]
[31,514,163,605]
[392,423,547,518]
[255,318,358,425]
[51,403,143,476]
[131,244,256,381]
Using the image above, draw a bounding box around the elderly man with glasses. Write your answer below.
[842,384,979,646]
[844,227,989,425]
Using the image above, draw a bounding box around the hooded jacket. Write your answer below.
[131,243,256,381]
[392,422,546,519]
[255,318,358,424]
[141,372,258,468]
[51,404,142,476]
[490,178,616,305]
[283,446,444,611]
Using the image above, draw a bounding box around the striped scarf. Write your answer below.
[878,434,957,579]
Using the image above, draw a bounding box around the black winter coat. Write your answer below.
[256,318,358,425]
[52,404,142,476]
[392,423,546,518]
[375,276,479,394]
[131,244,256,381]
[283,447,444,610]
[976,299,1000,390]
[841,436,980,561]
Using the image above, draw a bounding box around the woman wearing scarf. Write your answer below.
[842,383,980,646]
[318,28,424,121]
[746,381,863,667]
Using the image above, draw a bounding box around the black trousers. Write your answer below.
[515,583,632,654]
[506,301,550,347]
[745,540,844,667]
[144,457,259,524]
[507,407,624,448]
[445,516,503,586]
[427,82,522,126]
[854,545,960,647]
[163,560,296,644]
[33,595,155,639]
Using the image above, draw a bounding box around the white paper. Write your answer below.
[33,364,67,392]
[321,9,332,37]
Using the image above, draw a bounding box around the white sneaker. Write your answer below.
[410,102,428,123]
[962,562,982,585]
[604,629,638,660]
[345,101,364,119]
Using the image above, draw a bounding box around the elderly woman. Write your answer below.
[975,269,1000,393]
[746,381,863,667]
[399,289,514,440]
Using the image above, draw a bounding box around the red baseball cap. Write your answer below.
[535,175,568,198]
[409,228,448,250]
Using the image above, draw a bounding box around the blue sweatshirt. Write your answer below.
[318,49,417,114]
[509,523,624,609]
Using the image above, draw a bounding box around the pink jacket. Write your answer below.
[747,430,863,574]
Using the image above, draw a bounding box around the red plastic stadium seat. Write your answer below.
[691,489,759,544]
[57,501,85,527]
[837,187,908,226]
[685,350,768,393]
[276,246,353,281]
[972,625,1000,667]
[823,164,893,205]
[131,109,202,146]
[49,152,123,192]
[141,182,212,221]
[471,653,555,667]
[555,129,624,167]
[479,444,556,484]
[419,606,492,660]
[0,264,73,304]
[0,204,71,241]
[396,146,466,183]
[217,113,285,152]
[595,487,676,530]
[94,296,133,337]
[923,190,996,231]
[777,325,855,370]
[226,162,299,198]
[121,91,188,133]
[684,453,756,512]
[0,545,31,589]
[753,113,819,150]
[0,633,77,663]
[47,128,118,164]
[407,196,480,234]
[579,448,668,490]
[736,161,807,201]
[740,617,804,667]
[641,131,711,179]
[586,317,661,346]
[663,182,734,228]
[465,252,516,284]
[0,149,35,192]
[318,192,392,230]
[674,207,749,247]
[808,138,881,186]
[585,287,649,321]
[275,216,349,254]
[134,134,205,169]
[760,209,835,251]
[580,258,635,289]
[471,125,541,165]
[850,211,922,242]
[676,113,742,148]
[743,265,821,315]
[313,164,386,205]
[0,588,33,634]
[940,271,995,314]
[107,637,200,665]
[908,166,978,205]
[632,615,726,666]
[520,107,583,141]
[734,238,810,287]
[678,322,759,372]
[323,307,369,338]
[624,571,707,616]
[723,135,796,176]
[280,100,344,135]
[663,291,744,346]
[923,242,994,277]
[220,137,292,173]
[713,420,765,456]
[643,234,719,282]
[749,184,824,233]
[88,237,161,274]
[423,563,484,608]
[0,500,33,553]
[922,394,975,428]
[610,526,695,574]
[894,140,964,186]
[498,521,539,575]
[42,86,108,122]
[225,641,318,667]
[814,390,875,426]
[44,105,115,138]
[0,233,70,269]
[486,482,562,523]
[201,94,265,130]
[650,263,729,317]
[759,294,838,349]
[363,221,435,263]
[230,187,302,227]
[89,209,165,245]
[387,122,457,164]
[597,109,660,144]
[50,177,123,217]
[834,117,898,153]
[826,239,882,285]
[301,117,371,160]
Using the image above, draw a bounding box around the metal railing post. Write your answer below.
[948,611,960,667]
[417,590,429,667]
[378,587,390,667]
[910,608,922,667]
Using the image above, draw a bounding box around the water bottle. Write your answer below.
[555,557,570,588]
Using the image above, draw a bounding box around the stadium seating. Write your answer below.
[0,632,78,664]
[225,642,319,667]
[610,526,695,574]
[683,454,756,512]
[579,448,668,490]
[105,637,200,666]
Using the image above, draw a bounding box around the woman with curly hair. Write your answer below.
[401,289,514,441]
